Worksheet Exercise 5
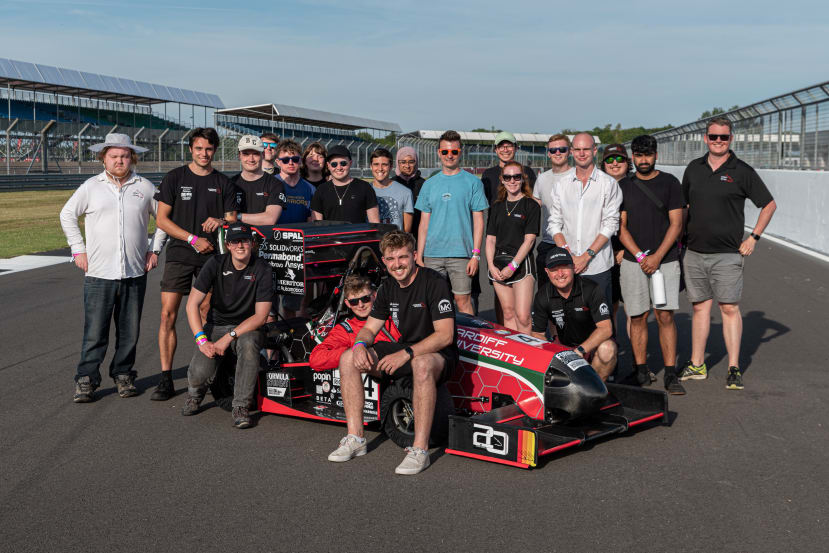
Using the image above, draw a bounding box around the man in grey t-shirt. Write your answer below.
[370,148,414,232]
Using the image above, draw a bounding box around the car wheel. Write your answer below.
[380,381,453,448]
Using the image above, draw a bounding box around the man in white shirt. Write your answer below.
[533,133,575,277]
[549,132,622,306]
[60,134,166,403]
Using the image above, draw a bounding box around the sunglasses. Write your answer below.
[329,160,349,168]
[440,149,460,156]
[548,147,569,154]
[262,142,277,149]
[346,294,372,306]
[708,134,731,142]
[502,174,523,182]
[278,155,301,164]
[604,155,626,164]
[228,238,251,246]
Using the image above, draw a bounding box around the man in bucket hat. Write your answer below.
[60,133,167,402]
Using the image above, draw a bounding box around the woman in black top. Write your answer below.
[485,161,540,334]
[301,141,328,188]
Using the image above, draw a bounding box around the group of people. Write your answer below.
[59,116,776,475]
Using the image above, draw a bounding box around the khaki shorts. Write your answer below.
[619,259,680,316]
[424,257,471,296]
[683,250,744,304]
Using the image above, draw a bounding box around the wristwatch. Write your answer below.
[229,330,238,340]
[750,232,761,241]
[404,346,415,359]
[576,345,586,355]
[586,249,596,258]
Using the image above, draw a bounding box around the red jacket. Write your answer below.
[309,317,402,371]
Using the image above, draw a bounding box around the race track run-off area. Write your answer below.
[0,240,827,553]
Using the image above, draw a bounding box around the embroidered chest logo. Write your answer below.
[720,175,734,183]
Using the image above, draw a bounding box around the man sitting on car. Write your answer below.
[531,247,617,380]
[180,223,273,429]
[329,230,458,475]
[309,275,401,371]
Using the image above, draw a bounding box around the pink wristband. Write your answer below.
[472,248,481,254]
[636,252,647,263]
[188,234,198,245]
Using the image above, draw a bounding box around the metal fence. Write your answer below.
[396,136,549,174]
[646,81,829,170]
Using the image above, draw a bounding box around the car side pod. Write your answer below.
[445,382,669,469]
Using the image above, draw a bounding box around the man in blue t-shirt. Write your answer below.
[415,130,488,315]
[274,139,314,224]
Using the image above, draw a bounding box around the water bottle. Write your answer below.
[651,269,667,307]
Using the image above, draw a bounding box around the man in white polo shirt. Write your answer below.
[60,134,167,403]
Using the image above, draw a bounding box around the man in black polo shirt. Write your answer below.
[328,230,457,475]
[154,127,238,401]
[679,117,777,390]
[310,145,379,223]
[531,247,617,380]
[181,223,273,429]
[232,134,285,226]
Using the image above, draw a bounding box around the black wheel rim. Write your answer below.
[390,397,415,436]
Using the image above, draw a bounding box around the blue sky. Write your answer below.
[2,0,828,134]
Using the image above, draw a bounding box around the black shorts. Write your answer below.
[371,342,457,386]
[160,261,202,295]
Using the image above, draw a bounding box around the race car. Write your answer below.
[210,221,669,469]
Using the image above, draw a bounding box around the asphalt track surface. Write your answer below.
[1,240,827,553]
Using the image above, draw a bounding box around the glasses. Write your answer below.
[262,142,277,149]
[502,174,523,182]
[440,149,460,156]
[548,147,569,154]
[708,134,731,142]
[398,160,416,165]
[329,160,349,168]
[278,155,301,164]
[496,143,515,150]
[346,294,372,306]
[604,155,626,164]
[228,238,251,246]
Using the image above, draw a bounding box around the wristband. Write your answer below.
[509,260,519,271]
[188,234,198,245]
[636,249,650,263]
[472,254,481,261]
[72,252,83,258]
[352,341,368,351]
[195,333,208,346]
[562,244,571,251]
[472,248,481,254]
[194,331,206,340]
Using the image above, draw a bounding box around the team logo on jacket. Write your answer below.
[438,299,452,313]
[244,275,255,281]
[599,303,609,316]
[720,175,734,183]
[551,308,565,328]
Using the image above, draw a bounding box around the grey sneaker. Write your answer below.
[115,374,138,398]
[395,446,430,475]
[232,406,252,429]
[327,434,368,462]
[73,376,95,403]
[181,394,203,416]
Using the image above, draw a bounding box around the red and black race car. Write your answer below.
[211,221,668,469]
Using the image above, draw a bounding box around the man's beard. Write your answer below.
[636,163,654,175]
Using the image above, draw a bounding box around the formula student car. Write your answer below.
[211,221,669,469]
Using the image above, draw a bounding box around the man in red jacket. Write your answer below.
[309,275,400,371]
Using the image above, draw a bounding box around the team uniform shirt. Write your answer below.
[373,180,414,230]
[309,316,402,371]
[533,168,575,243]
[682,151,774,254]
[531,276,611,347]
[548,166,622,275]
[59,171,167,280]
[414,170,488,258]
[193,253,273,326]
[370,267,457,359]
[155,165,237,267]
[305,176,325,188]
[481,164,537,206]
[619,172,685,263]
[310,178,377,223]
[278,177,315,223]
[231,172,286,216]
[486,196,541,255]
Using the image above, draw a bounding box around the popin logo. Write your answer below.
[472,423,509,456]
[438,299,452,313]
[599,303,610,316]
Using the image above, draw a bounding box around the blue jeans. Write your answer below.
[75,274,147,387]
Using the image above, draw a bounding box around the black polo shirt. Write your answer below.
[193,253,273,326]
[481,164,537,206]
[681,151,774,254]
[231,172,286,215]
[531,276,610,347]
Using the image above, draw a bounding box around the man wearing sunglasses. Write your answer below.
[181,223,273,429]
[311,145,379,224]
[415,130,488,315]
[274,139,314,224]
[231,135,285,226]
[259,132,281,176]
[534,134,575,280]
[480,131,537,205]
[679,117,777,390]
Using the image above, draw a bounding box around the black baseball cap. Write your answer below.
[545,247,573,269]
[602,143,628,161]
[326,145,352,161]
[225,222,253,242]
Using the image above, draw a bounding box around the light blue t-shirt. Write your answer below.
[415,170,488,258]
[373,180,414,230]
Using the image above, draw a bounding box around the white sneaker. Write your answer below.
[395,446,430,475]
[327,434,367,462]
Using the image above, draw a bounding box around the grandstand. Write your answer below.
[0,57,223,174]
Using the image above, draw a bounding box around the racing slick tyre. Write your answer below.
[380,381,453,448]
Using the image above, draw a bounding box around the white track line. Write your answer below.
[747,227,829,265]
[0,255,70,275]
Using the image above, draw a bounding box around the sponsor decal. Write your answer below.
[599,303,610,316]
[262,229,304,296]
[494,329,511,335]
[180,186,192,200]
[506,333,548,346]
[243,274,255,281]
[555,350,590,370]
[322,381,331,393]
[207,188,217,193]
[472,423,509,456]
[456,328,525,365]
[551,308,565,328]
[256,192,265,197]
[267,386,287,397]
[286,268,296,281]
[720,175,734,183]
[411,302,425,308]
[236,192,243,205]
[438,299,452,313]
[279,193,286,202]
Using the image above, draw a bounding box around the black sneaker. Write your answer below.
[664,372,686,396]
[150,372,175,401]
[636,364,657,387]
[181,394,203,416]
[726,366,744,390]
[73,376,95,403]
[114,374,138,398]
[232,406,252,429]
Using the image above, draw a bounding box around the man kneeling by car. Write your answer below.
[181,223,273,428]
[531,247,617,380]
[330,230,458,475]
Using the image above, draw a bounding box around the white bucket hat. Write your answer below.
[88,133,148,154]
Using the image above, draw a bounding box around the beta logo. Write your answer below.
[472,423,509,456]
[438,299,452,313]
